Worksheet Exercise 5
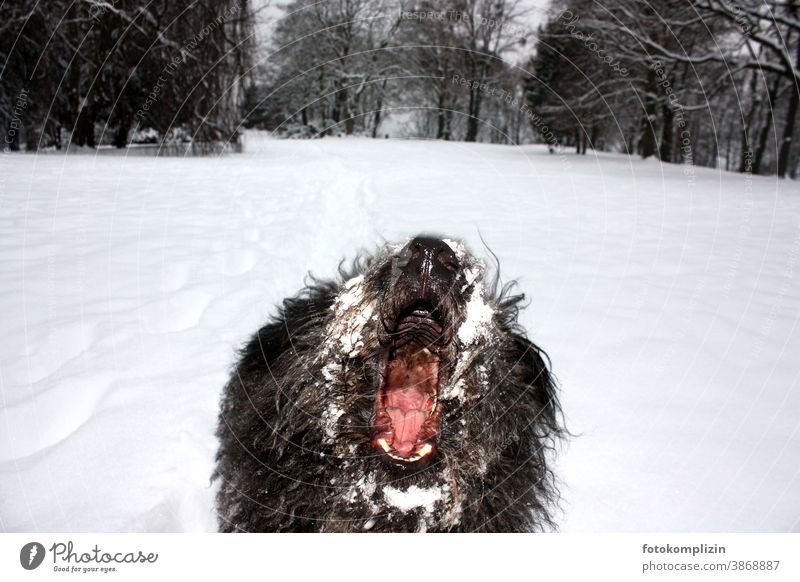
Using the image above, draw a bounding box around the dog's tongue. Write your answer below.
[384,407,428,454]
[381,344,439,456]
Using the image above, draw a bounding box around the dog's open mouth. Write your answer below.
[373,302,449,463]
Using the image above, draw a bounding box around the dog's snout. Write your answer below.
[402,236,460,287]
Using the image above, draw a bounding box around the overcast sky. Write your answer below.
[251,0,556,66]
[254,0,556,39]
[521,0,554,28]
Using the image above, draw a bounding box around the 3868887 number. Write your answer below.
[730,560,780,571]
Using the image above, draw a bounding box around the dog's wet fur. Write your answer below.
[214,236,565,532]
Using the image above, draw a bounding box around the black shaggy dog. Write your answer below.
[214,236,565,532]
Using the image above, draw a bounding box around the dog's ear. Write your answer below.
[507,332,562,431]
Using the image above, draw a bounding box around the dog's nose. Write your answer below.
[400,236,459,295]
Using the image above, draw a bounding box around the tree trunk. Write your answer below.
[724,118,734,171]
[640,70,659,159]
[343,86,355,135]
[778,90,799,178]
[332,89,342,124]
[590,124,599,151]
[371,79,387,138]
[681,122,695,164]
[465,88,482,142]
[113,110,130,149]
[26,123,42,151]
[6,122,21,150]
[640,115,657,159]
[319,71,329,137]
[778,18,800,177]
[739,69,761,172]
[338,86,350,134]
[436,88,447,139]
[320,106,329,137]
[625,117,638,155]
[74,105,95,147]
[710,129,719,168]
[753,74,780,174]
[371,108,381,138]
[660,104,674,162]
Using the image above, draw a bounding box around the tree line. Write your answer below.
[4,0,800,177]
[0,0,253,152]
[528,0,800,178]
[245,0,540,144]
[246,0,800,177]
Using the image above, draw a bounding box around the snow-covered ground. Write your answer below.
[1,132,798,532]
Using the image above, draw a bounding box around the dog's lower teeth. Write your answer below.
[386,446,431,462]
